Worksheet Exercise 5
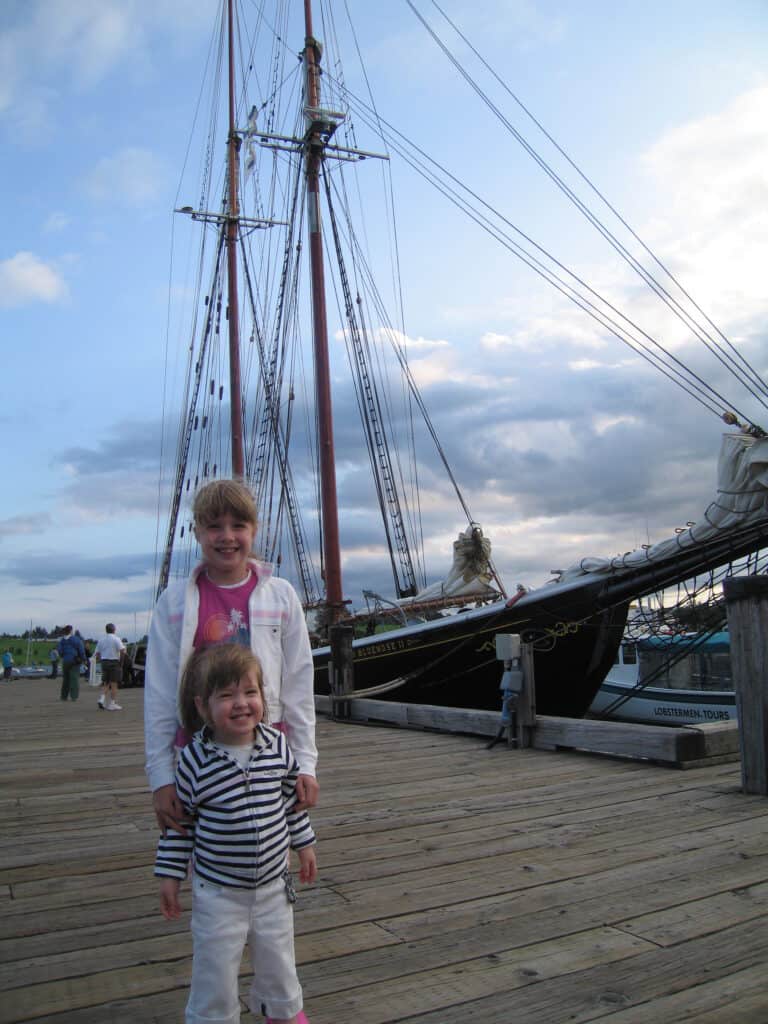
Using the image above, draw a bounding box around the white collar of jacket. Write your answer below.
[195,721,281,759]
[190,557,275,586]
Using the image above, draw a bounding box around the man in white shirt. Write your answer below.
[94,623,126,711]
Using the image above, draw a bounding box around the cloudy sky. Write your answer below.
[1,0,767,640]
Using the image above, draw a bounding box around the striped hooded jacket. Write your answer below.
[154,723,315,889]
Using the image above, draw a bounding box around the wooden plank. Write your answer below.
[1,680,767,1024]
[533,714,709,763]
[682,720,741,757]
[587,963,767,1023]
[304,926,655,1024]
[316,696,741,765]
[388,917,768,1024]
[316,694,501,734]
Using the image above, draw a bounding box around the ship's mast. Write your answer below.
[225,0,245,478]
[302,0,345,622]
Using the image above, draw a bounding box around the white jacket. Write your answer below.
[144,560,317,792]
[155,724,315,888]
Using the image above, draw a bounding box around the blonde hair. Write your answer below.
[179,644,267,734]
[192,479,258,530]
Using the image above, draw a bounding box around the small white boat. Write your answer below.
[12,665,50,679]
[588,631,736,726]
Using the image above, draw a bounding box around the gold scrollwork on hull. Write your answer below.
[545,621,581,639]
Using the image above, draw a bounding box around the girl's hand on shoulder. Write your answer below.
[294,773,319,811]
[159,877,182,920]
[297,845,317,885]
[153,783,191,835]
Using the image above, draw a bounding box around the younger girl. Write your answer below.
[155,644,317,1024]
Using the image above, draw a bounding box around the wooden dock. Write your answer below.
[2,677,768,1023]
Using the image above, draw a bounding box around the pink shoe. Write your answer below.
[266,1014,309,1024]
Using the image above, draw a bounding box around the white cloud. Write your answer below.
[0,0,215,134]
[81,147,168,206]
[593,414,639,435]
[43,211,71,233]
[480,315,607,353]
[0,32,20,114]
[473,84,768,416]
[37,3,141,88]
[0,252,68,307]
[0,513,51,540]
[640,84,768,324]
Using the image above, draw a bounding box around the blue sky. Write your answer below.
[1,0,767,640]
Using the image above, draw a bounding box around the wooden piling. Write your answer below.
[724,575,768,795]
[516,642,537,748]
[329,623,354,721]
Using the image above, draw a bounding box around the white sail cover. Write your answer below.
[558,432,768,583]
[403,523,500,603]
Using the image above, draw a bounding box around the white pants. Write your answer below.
[186,873,303,1024]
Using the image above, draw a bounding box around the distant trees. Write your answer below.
[19,626,71,639]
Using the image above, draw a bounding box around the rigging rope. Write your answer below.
[336,82,757,426]
[423,0,768,409]
[405,0,768,420]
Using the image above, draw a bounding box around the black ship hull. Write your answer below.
[313,578,629,717]
[313,513,768,717]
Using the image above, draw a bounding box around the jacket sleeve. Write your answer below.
[279,583,318,777]
[154,753,197,878]
[155,827,194,879]
[144,586,183,792]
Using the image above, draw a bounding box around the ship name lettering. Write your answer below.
[358,639,407,659]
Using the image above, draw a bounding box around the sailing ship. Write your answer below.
[156,0,768,718]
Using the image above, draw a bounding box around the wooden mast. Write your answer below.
[226,0,245,478]
[302,0,345,622]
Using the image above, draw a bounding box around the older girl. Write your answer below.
[145,479,318,835]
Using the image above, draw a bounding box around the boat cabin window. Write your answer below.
[618,642,637,666]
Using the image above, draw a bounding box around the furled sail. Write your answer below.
[558,432,768,584]
[400,523,500,604]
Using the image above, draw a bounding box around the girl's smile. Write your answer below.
[196,670,264,745]
[195,513,256,585]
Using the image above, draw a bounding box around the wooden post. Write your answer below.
[492,634,536,749]
[516,642,537,749]
[329,623,354,721]
[723,576,768,795]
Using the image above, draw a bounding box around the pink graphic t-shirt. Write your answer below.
[193,570,258,650]
[175,569,260,751]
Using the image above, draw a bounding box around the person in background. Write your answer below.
[155,643,316,1024]
[78,633,92,682]
[2,650,14,681]
[57,626,85,702]
[121,641,135,687]
[94,623,126,711]
[49,646,60,679]
[144,478,318,836]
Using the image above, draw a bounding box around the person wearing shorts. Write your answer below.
[94,624,126,711]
